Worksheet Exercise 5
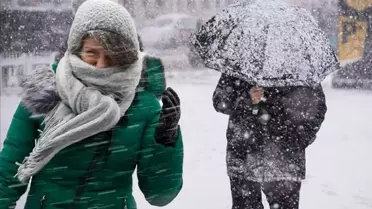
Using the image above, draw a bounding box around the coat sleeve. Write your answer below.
[137,104,183,207]
[0,103,38,208]
[212,74,245,115]
[282,85,327,150]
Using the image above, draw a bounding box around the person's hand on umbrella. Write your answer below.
[154,87,181,147]
[250,87,268,116]
[250,87,264,104]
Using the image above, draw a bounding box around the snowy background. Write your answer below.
[1,0,372,208]
[1,71,372,209]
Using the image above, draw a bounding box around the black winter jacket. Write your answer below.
[213,74,327,182]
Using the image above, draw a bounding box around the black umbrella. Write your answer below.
[190,0,339,87]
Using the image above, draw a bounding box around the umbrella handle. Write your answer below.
[252,101,264,115]
[251,94,267,115]
[252,105,260,115]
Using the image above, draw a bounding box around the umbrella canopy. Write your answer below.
[190,0,339,87]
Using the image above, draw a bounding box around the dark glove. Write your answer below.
[155,87,181,146]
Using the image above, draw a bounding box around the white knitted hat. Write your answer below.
[68,0,139,55]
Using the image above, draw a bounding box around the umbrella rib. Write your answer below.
[219,24,239,50]
[257,25,269,83]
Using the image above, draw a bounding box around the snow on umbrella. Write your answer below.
[190,0,339,87]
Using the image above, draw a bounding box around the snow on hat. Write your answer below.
[68,0,139,55]
[71,0,119,14]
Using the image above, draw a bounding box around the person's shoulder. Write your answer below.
[290,84,324,94]
[144,54,163,63]
[142,53,164,72]
[140,54,166,98]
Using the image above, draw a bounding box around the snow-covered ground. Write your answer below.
[1,72,372,209]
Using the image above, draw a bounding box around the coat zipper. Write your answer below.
[123,197,127,209]
[69,131,113,209]
[69,116,128,209]
[40,195,46,209]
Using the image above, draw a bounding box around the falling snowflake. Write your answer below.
[243,131,250,139]
[273,203,280,209]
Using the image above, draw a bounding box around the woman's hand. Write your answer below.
[249,87,264,104]
[155,87,181,146]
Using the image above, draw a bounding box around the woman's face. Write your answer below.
[80,37,113,68]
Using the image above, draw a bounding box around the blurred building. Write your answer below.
[1,0,71,10]
[0,0,237,95]
[1,0,340,95]
[0,0,72,95]
[119,0,237,24]
[0,0,238,57]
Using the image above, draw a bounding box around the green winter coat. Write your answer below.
[0,57,183,209]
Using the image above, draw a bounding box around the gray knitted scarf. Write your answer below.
[16,52,143,183]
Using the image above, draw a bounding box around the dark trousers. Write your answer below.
[230,177,301,209]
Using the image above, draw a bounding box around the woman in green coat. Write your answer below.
[0,0,183,208]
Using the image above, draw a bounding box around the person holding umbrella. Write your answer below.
[212,74,327,209]
[191,0,338,208]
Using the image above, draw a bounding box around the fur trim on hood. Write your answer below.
[20,67,61,117]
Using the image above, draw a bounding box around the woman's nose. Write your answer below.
[96,55,109,68]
